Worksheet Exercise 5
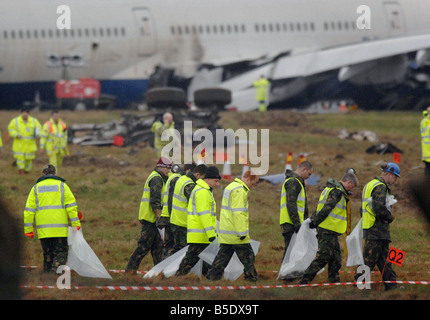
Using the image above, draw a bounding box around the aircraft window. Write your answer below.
[338,21,342,30]
[310,22,315,31]
[56,29,61,38]
[262,24,266,32]
[206,25,211,34]
[192,25,197,34]
[3,31,7,39]
[296,23,301,31]
[11,30,15,39]
[85,28,90,37]
[33,30,38,38]
[303,22,308,31]
[63,29,67,38]
[121,27,126,36]
[48,29,53,38]
[106,28,111,37]
[185,25,189,34]
[18,30,23,39]
[344,21,349,30]
[177,26,182,35]
[290,23,295,32]
[199,25,204,33]
[283,23,287,32]
[234,24,239,33]
[331,21,336,30]
[26,30,31,38]
[69,29,74,37]
[275,23,280,32]
[213,25,217,34]
[255,24,259,33]
[92,28,97,37]
[99,28,104,37]
[220,25,225,33]
[170,26,175,35]
[226,25,231,33]
[268,24,273,32]
[351,21,356,30]
[241,24,246,33]
[324,22,328,31]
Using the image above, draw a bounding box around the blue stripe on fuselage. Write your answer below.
[0,79,149,109]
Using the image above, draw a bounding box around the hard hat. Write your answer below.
[382,162,400,178]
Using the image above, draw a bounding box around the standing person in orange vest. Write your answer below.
[40,110,68,171]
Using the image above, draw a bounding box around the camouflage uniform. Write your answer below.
[300,178,348,284]
[280,170,309,258]
[355,176,397,290]
[207,244,258,281]
[175,243,211,276]
[40,237,68,273]
[126,168,167,272]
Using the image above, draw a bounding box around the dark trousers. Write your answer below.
[281,223,295,260]
[126,220,163,272]
[207,243,258,281]
[170,224,187,255]
[40,237,68,273]
[357,239,397,290]
[176,243,210,276]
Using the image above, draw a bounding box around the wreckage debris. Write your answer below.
[365,142,403,155]
[338,128,378,142]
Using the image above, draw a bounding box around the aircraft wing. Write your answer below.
[271,33,430,80]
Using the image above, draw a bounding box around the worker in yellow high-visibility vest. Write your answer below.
[420,106,430,176]
[207,171,259,281]
[299,172,358,284]
[125,156,172,273]
[8,108,42,174]
[253,75,269,112]
[176,166,221,276]
[170,164,207,255]
[40,110,68,170]
[23,164,81,273]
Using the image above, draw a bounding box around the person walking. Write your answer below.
[40,110,68,170]
[207,171,259,281]
[176,166,221,276]
[280,161,314,258]
[125,156,172,273]
[170,164,207,255]
[23,164,81,273]
[151,112,175,158]
[355,162,400,291]
[299,172,358,284]
[8,108,42,174]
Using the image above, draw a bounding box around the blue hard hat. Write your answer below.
[382,162,400,178]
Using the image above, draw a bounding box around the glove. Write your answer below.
[208,237,216,242]
[239,236,246,240]
[25,232,34,238]
[309,221,317,229]
[293,223,301,233]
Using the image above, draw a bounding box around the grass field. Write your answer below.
[1,109,429,301]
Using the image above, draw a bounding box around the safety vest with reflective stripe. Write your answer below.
[170,174,194,227]
[219,178,250,244]
[316,186,347,234]
[8,115,41,159]
[280,177,306,225]
[139,171,166,223]
[161,172,181,218]
[187,179,217,244]
[361,178,387,229]
[40,118,68,156]
[23,177,80,239]
[421,118,430,162]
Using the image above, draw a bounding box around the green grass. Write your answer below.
[1,109,429,300]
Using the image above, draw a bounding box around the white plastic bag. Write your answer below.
[277,218,319,280]
[346,218,364,266]
[67,227,112,279]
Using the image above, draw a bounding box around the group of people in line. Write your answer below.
[2,108,68,174]
[22,103,430,291]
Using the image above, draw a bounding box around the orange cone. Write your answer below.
[298,153,306,167]
[285,152,293,171]
[222,160,232,181]
[241,158,250,177]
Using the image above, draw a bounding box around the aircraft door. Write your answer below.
[132,8,157,57]
[383,2,406,35]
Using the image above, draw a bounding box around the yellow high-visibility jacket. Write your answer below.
[187,179,217,244]
[139,170,166,223]
[161,172,181,218]
[361,178,387,229]
[219,178,251,244]
[170,174,194,228]
[253,77,269,101]
[316,186,347,234]
[421,118,430,163]
[40,118,68,156]
[151,120,175,154]
[280,177,306,225]
[24,176,80,239]
[8,115,41,160]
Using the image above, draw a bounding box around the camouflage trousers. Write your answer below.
[40,237,68,273]
[176,243,211,276]
[281,223,295,260]
[207,243,258,282]
[158,217,174,259]
[170,224,187,256]
[126,220,164,272]
[300,232,341,283]
[355,239,397,290]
